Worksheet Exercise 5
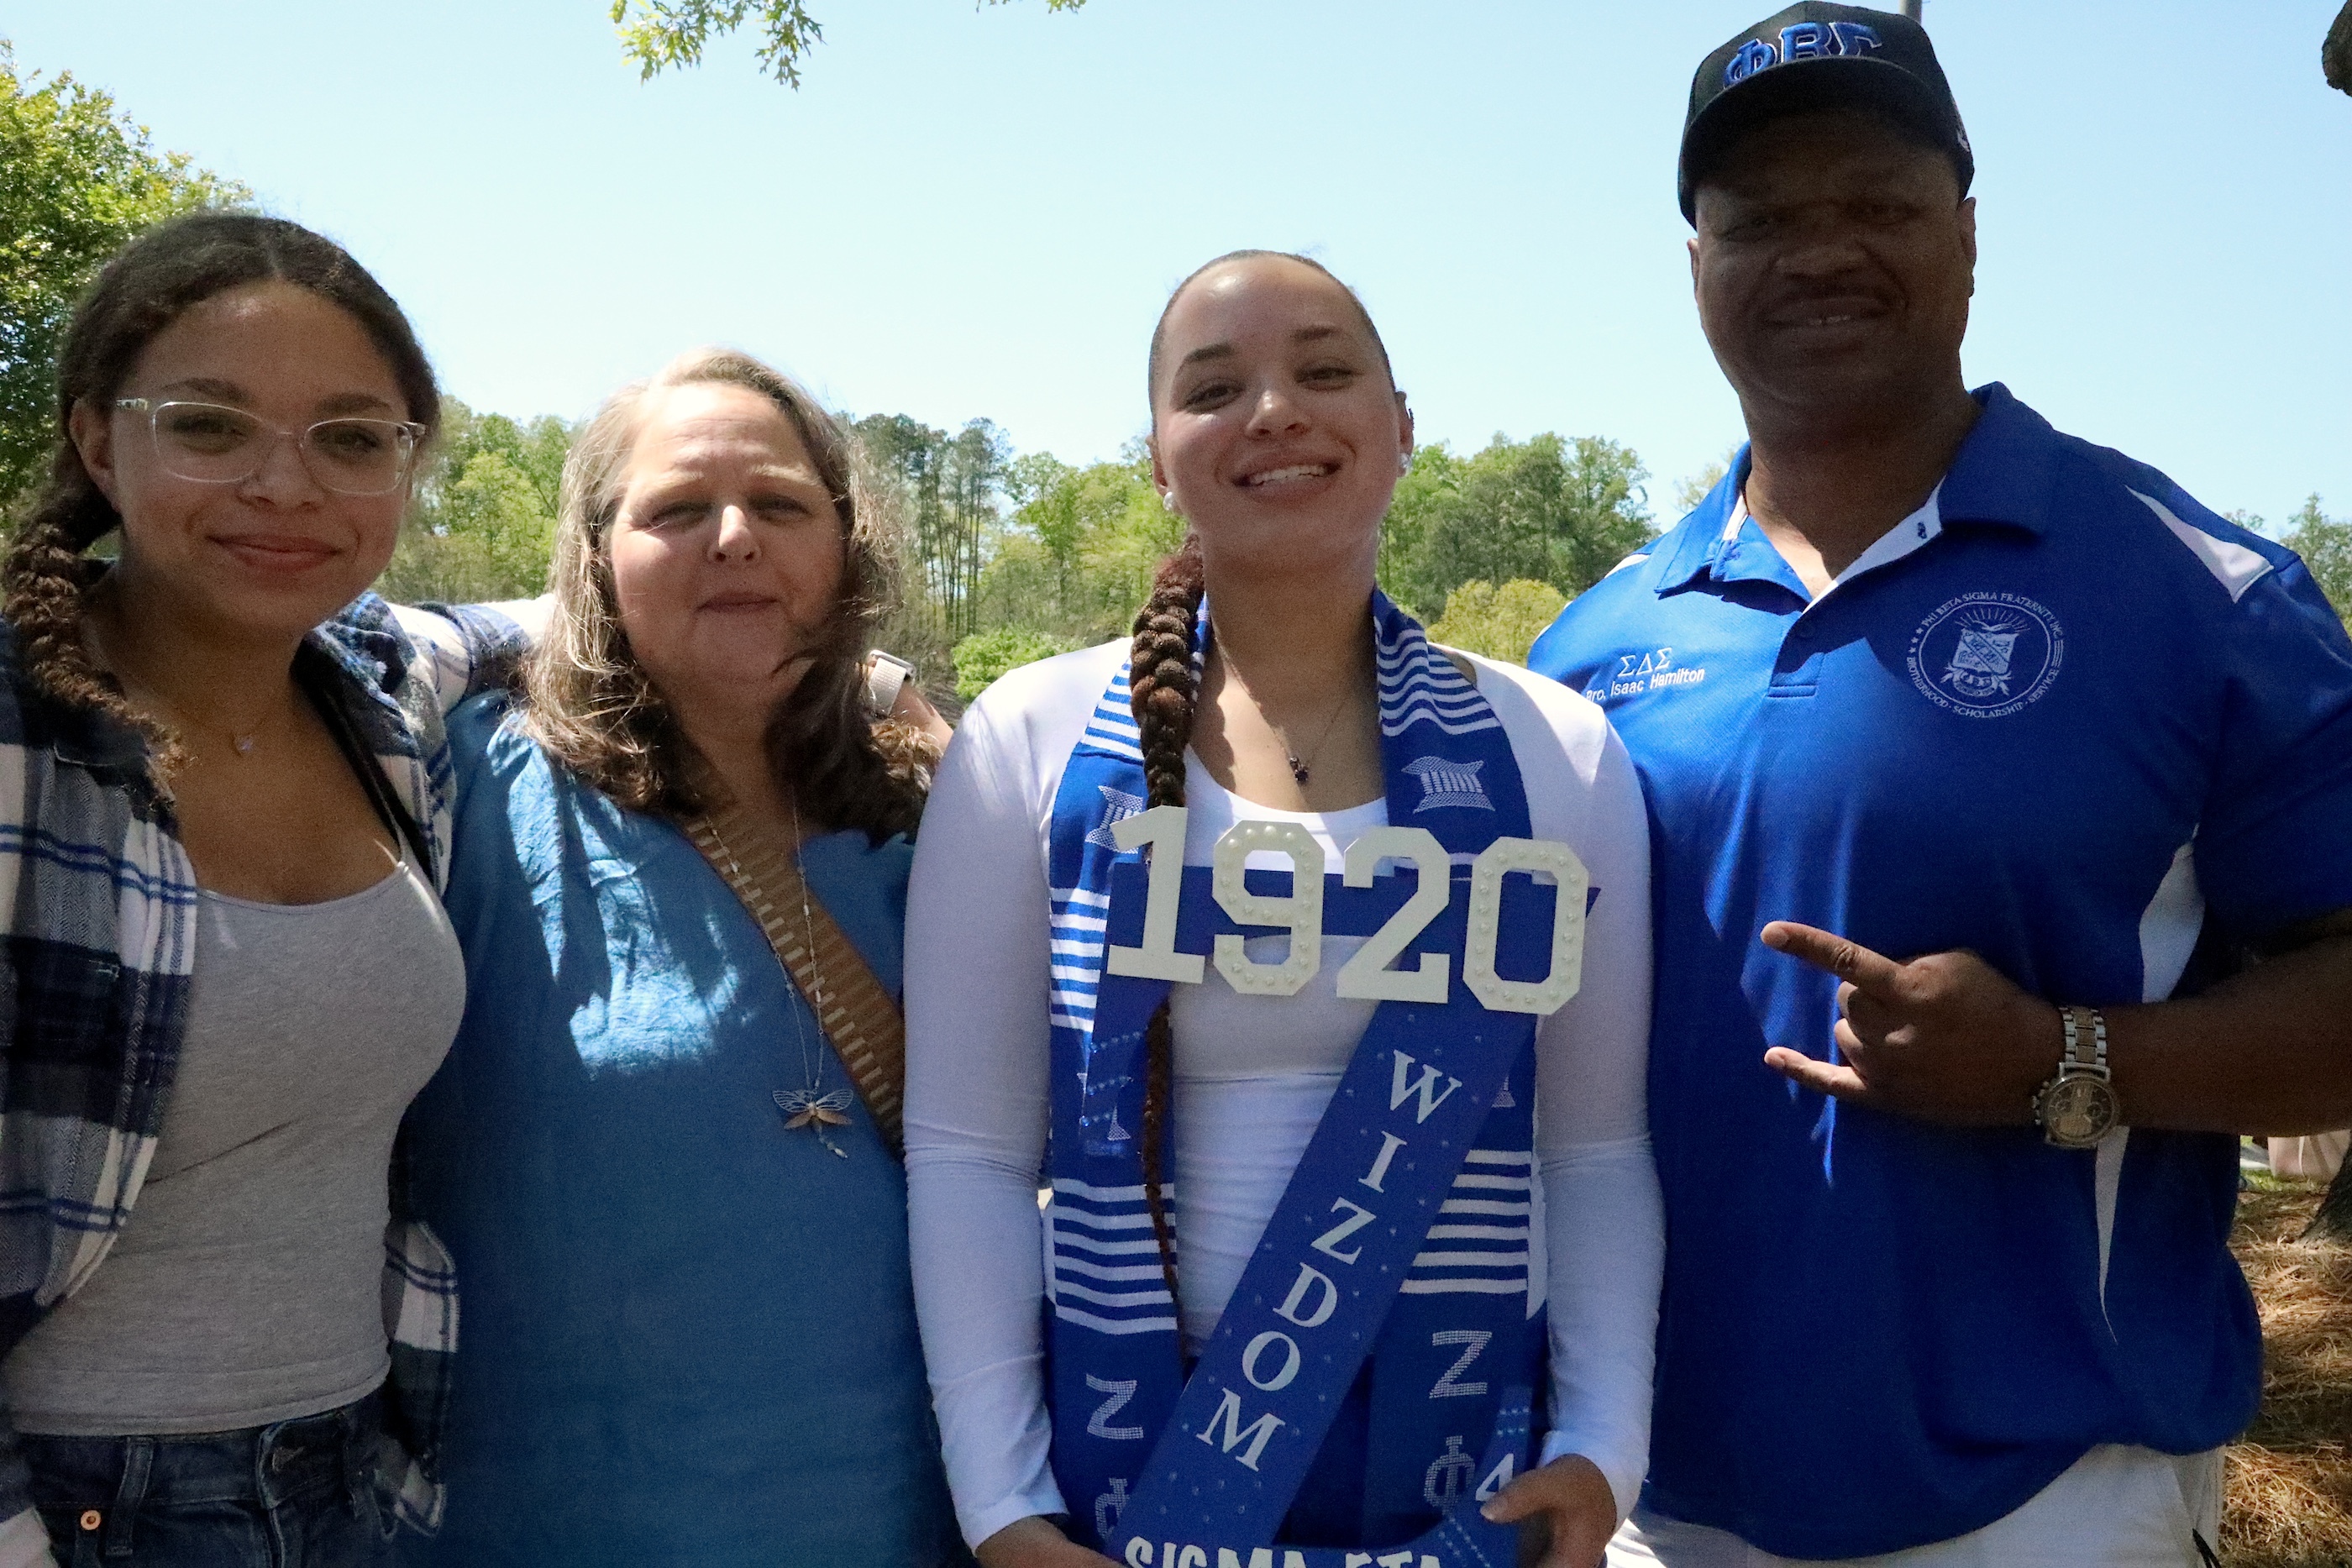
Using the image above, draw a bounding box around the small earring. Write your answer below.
[1399,451,1413,474]
[1161,490,1179,514]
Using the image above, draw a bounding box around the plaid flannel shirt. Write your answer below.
[0,593,525,1537]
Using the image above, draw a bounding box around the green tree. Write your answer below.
[974,443,1180,647]
[860,419,1667,693]
[610,0,1089,87]
[1381,433,1652,615]
[950,626,1074,701]
[856,412,1009,646]
[1378,443,1463,615]
[942,419,1011,639]
[379,399,570,604]
[2282,494,2352,626]
[1675,444,1741,515]
[1425,579,1569,666]
[1,41,248,514]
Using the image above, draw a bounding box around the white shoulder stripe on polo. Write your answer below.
[1605,552,1651,577]
[2132,490,2274,603]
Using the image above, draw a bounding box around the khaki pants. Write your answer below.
[2270,1131,2349,1181]
[1609,1445,2223,1568]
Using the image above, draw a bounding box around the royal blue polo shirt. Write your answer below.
[1527,385,2352,1558]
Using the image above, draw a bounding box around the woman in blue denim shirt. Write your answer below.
[397,348,964,1566]
[0,215,523,1568]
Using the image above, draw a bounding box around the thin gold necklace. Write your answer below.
[89,603,285,760]
[109,663,290,759]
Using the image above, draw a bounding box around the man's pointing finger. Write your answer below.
[1762,920,1907,997]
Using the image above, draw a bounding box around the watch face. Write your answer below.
[2040,1076,2119,1148]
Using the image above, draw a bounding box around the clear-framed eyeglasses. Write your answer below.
[113,398,427,497]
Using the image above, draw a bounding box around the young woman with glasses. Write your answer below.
[0,212,528,1568]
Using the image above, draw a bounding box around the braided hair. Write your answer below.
[1126,532,1205,1310]
[1,213,440,755]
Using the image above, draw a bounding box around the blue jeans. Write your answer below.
[24,1394,390,1568]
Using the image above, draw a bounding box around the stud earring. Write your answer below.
[1399,451,1414,474]
[1161,490,1179,514]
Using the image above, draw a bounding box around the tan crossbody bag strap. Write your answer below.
[684,806,907,1158]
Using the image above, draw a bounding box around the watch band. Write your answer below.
[2059,1004,2111,1080]
[2037,1004,2120,1149]
[864,650,915,718]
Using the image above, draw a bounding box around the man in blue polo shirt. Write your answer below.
[1529,5,2352,1564]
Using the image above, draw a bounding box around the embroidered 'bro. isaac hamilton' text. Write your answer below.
[1595,647,1706,703]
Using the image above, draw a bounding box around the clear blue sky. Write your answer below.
[12,0,2348,529]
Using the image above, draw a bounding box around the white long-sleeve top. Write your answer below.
[904,641,1663,1549]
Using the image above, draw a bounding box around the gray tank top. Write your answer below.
[3,852,465,1435]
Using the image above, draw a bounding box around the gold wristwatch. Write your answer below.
[2033,1005,2120,1150]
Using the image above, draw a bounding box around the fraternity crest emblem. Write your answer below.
[1906,593,2065,718]
[1084,784,1147,848]
[1402,755,1493,814]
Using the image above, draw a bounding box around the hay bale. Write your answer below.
[2226,1444,2352,1564]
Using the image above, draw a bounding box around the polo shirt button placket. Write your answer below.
[1771,613,1824,695]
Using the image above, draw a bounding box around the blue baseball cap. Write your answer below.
[1679,3,1973,223]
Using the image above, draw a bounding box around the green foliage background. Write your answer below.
[379,400,570,605]
[952,627,1076,702]
[8,29,2347,710]
[609,0,1089,87]
[2281,496,2352,626]
[0,42,249,515]
[1425,579,1572,666]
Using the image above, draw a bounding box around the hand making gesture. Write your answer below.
[1757,922,2064,1125]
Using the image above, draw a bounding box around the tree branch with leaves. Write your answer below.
[609,0,1090,87]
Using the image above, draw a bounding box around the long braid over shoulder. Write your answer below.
[1125,532,1205,1312]
[2,450,135,736]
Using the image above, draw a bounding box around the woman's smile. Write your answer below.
[211,527,341,574]
[1235,459,1339,490]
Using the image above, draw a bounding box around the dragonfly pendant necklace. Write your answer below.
[775,795,853,1156]
[705,799,854,1156]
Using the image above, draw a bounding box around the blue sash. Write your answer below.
[1043,595,1577,1564]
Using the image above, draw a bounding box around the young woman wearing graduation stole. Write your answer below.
[906,252,1662,1568]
